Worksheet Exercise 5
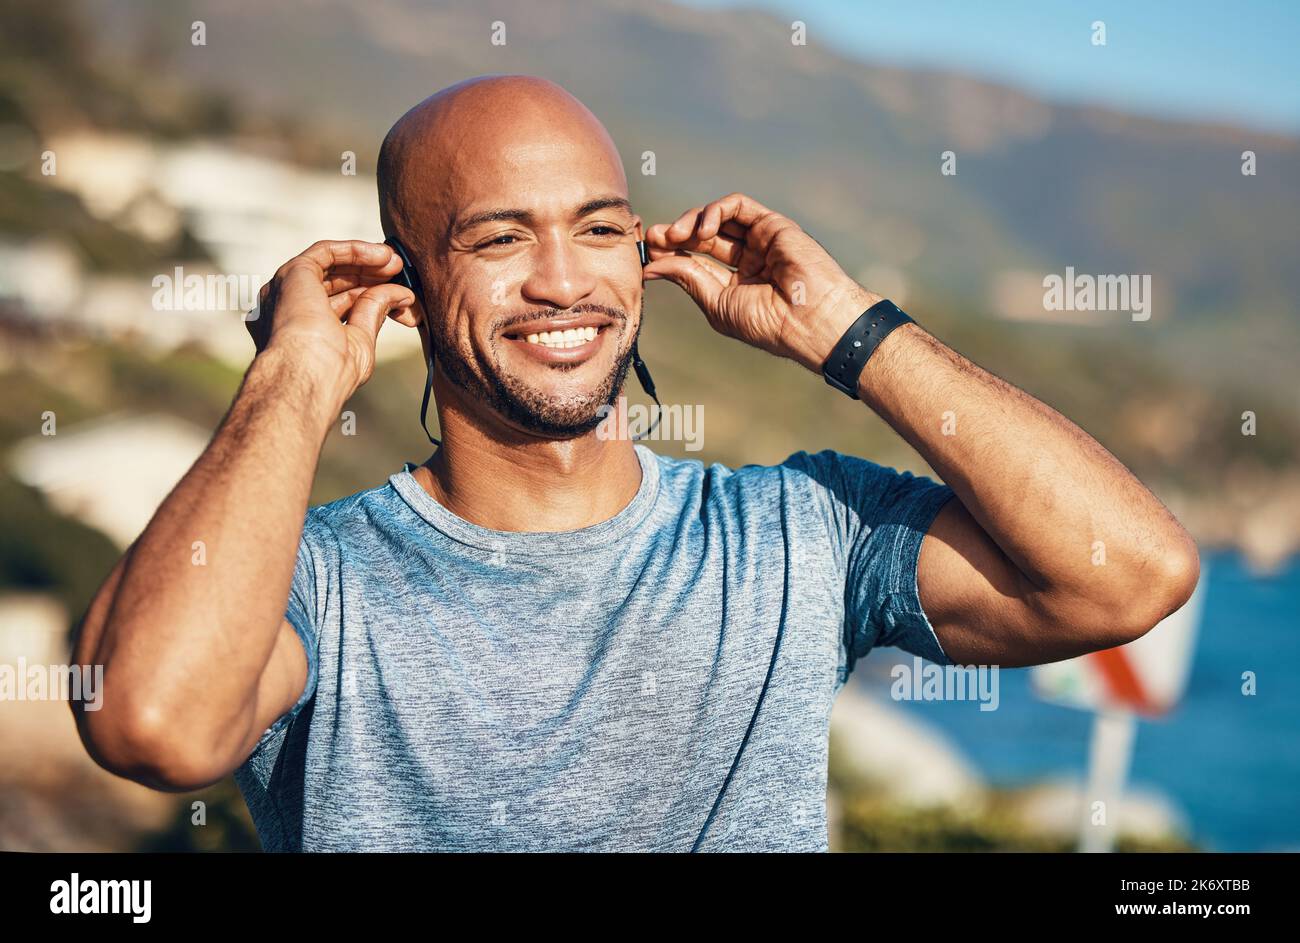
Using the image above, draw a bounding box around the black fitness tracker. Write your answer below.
[821,298,914,399]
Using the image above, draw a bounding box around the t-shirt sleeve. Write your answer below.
[253,519,323,747]
[784,448,957,674]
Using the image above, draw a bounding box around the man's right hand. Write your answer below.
[247,239,419,404]
[73,244,423,792]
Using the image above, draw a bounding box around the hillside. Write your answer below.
[2,0,1298,573]
[72,0,1300,388]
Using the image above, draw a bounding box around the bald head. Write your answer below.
[374,75,646,442]
[378,75,628,251]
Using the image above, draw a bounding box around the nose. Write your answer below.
[519,235,598,310]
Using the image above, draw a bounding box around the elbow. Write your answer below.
[1130,531,1201,642]
[1159,532,1201,618]
[75,699,228,793]
[1080,532,1201,652]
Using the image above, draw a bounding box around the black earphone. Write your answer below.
[384,236,661,447]
[383,237,443,447]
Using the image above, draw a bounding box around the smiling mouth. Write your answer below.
[505,325,603,349]
[502,324,611,362]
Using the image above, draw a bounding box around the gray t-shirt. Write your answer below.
[234,444,955,851]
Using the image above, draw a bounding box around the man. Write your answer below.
[71,75,1199,852]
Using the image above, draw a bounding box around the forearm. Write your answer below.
[645,191,1198,659]
[855,321,1198,617]
[73,347,343,765]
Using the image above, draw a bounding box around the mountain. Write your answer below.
[5,0,1298,567]
[76,0,1300,387]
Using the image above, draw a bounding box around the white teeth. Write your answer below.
[525,326,600,349]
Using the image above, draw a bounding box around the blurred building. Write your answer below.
[0,131,421,367]
[9,412,212,549]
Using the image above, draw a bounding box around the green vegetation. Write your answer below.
[828,735,1197,853]
[0,471,121,628]
[832,790,1196,853]
[136,778,261,853]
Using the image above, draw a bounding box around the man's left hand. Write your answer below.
[644,192,881,374]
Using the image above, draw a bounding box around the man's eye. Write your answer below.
[475,228,622,249]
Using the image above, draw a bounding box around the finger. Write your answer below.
[656,206,707,245]
[279,258,334,302]
[321,254,405,281]
[701,193,776,233]
[322,271,403,296]
[642,251,729,308]
[328,286,369,316]
[330,283,416,318]
[647,217,745,243]
[342,284,416,341]
[651,195,771,248]
[705,194,796,264]
[646,250,732,287]
[646,224,744,268]
[277,240,397,282]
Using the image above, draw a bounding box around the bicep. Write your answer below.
[917,498,1058,667]
[228,521,324,764]
[230,618,311,764]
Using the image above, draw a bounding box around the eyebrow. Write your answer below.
[449,196,632,240]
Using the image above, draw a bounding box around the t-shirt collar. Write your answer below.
[388,443,661,555]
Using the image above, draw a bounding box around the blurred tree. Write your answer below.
[0,471,121,643]
[136,777,262,852]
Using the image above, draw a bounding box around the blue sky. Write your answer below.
[681,0,1300,135]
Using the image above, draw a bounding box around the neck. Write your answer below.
[412,422,643,533]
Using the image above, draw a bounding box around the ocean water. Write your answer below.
[856,551,1300,851]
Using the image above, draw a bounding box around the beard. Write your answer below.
[428,299,641,439]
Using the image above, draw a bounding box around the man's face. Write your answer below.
[412,129,644,440]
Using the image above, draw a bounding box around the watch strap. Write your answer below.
[821,299,913,399]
